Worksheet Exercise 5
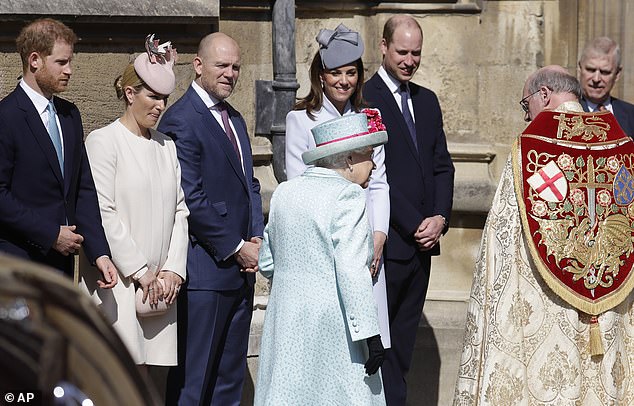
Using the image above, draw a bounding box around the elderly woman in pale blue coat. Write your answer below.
[255,113,387,406]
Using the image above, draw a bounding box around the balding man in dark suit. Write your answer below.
[363,14,454,406]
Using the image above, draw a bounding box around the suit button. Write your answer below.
[349,314,355,320]
[352,321,358,327]
[354,327,360,333]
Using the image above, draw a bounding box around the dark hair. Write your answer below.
[294,51,366,120]
[16,18,77,69]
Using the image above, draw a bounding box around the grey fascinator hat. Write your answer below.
[316,23,364,70]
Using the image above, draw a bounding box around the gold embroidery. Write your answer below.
[532,213,634,290]
[525,152,634,299]
[508,292,533,328]
[485,364,524,405]
[554,113,610,142]
[538,344,579,391]
[453,390,476,406]
[612,352,626,393]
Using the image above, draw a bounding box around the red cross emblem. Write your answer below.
[527,161,568,202]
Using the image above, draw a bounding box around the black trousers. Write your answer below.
[382,253,431,406]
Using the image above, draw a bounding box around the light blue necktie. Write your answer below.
[47,100,64,176]
[399,83,418,152]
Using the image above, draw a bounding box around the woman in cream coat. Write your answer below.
[80,37,188,366]
[285,24,391,348]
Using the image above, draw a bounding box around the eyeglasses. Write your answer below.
[519,89,540,113]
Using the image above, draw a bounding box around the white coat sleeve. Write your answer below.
[367,144,390,235]
[162,141,189,280]
[285,111,310,180]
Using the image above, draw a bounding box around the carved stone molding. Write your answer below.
[0,0,218,21]
[448,142,497,214]
[222,0,483,14]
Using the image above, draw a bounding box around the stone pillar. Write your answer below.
[270,0,299,182]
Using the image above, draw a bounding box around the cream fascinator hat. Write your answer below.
[302,109,388,165]
[133,34,177,95]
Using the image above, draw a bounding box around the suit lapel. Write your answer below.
[612,98,624,122]
[409,85,425,154]
[189,89,248,190]
[16,87,64,190]
[56,99,75,196]
[371,76,422,167]
[610,98,632,136]
[580,98,590,112]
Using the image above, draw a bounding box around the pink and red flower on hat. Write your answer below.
[362,108,386,133]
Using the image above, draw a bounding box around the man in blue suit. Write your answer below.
[0,18,117,287]
[160,32,264,405]
[578,36,634,137]
[363,15,454,406]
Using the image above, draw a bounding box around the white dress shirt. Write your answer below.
[20,79,65,157]
[377,65,415,123]
[586,97,614,113]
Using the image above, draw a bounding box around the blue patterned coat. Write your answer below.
[255,167,385,405]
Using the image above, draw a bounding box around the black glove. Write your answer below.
[364,334,385,375]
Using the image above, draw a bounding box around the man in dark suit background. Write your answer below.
[578,36,634,136]
[0,18,117,288]
[160,32,264,405]
[363,15,455,406]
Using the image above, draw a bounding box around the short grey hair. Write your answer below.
[527,69,582,99]
[314,146,373,169]
[579,36,621,68]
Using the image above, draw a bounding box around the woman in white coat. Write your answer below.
[285,23,391,348]
[80,36,188,368]
[256,112,388,405]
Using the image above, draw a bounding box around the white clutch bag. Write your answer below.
[135,278,169,317]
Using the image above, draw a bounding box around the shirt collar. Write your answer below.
[191,80,222,109]
[554,101,584,113]
[377,65,403,95]
[321,95,353,117]
[584,97,612,112]
[20,79,52,115]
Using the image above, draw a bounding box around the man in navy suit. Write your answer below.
[160,32,264,405]
[578,36,634,136]
[363,15,454,406]
[0,18,117,287]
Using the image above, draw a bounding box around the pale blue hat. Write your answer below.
[302,112,387,165]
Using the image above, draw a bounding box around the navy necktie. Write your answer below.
[47,100,64,176]
[399,84,417,151]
